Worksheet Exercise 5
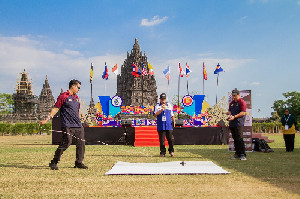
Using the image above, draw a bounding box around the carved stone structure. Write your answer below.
[117,38,158,106]
[0,69,40,122]
[13,69,37,115]
[37,76,55,120]
[208,96,229,126]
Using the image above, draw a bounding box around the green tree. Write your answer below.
[0,93,13,115]
[272,91,300,122]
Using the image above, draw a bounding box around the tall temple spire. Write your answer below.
[132,38,140,54]
[116,38,157,107]
[37,75,55,120]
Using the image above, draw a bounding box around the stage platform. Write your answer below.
[52,118,229,146]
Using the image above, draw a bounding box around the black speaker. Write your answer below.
[121,120,132,126]
[175,119,184,127]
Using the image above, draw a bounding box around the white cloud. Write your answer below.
[0,34,256,110]
[251,81,261,86]
[0,35,125,103]
[140,16,168,27]
[63,49,82,56]
[297,0,300,5]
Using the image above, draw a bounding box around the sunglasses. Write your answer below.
[74,85,81,90]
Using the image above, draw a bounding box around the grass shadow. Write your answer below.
[0,163,49,170]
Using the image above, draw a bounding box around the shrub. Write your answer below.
[0,122,52,135]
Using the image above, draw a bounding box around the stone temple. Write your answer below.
[37,76,55,120]
[0,70,55,122]
[116,38,158,106]
[12,69,38,120]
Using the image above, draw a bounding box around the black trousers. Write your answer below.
[158,130,174,155]
[52,127,85,164]
[229,126,246,157]
[283,134,295,152]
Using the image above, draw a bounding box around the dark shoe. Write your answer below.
[49,162,58,170]
[170,152,174,157]
[74,162,88,169]
[160,154,165,157]
[240,155,247,161]
[231,154,239,160]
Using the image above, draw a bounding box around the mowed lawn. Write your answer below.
[0,133,299,198]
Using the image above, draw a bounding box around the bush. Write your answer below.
[253,123,283,133]
[0,122,52,135]
[0,123,13,135]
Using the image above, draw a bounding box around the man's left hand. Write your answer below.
[228,115,235,121]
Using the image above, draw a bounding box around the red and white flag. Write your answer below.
[112,64,118,75]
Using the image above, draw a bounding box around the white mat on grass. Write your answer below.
[105,161,230,175]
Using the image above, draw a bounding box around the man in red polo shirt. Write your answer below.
[227,88,247,161]
[40,79,88,170]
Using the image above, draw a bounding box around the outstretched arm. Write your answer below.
[39,107,59,125]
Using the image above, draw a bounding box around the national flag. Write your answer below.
[102,63,109,80]
[90,63,93,83]
[132,62,141,77]
[163,65,170,82]
[179,63,185,77]
[214,63,224,74]
[203,62,207,80]
[185,63,192,78]
[112,64,118,75]
[141,62,148,76]
[148,62,154,75]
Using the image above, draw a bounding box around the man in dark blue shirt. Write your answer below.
[227,88,247,161]
[40,79,88,170]
[154,93,175,157]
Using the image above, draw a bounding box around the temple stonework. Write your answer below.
[0,70,55,122]
[13,69,38,116]
[117,38,158,106]
[37,76,55,120]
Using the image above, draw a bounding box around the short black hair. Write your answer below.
[69,79,81,89]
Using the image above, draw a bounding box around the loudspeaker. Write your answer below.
[175,119,184,127]
[121,120,132,127]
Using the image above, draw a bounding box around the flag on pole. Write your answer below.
[214,63,224,74]
[112,64,118,75]
[148,62,154,75]
[163,65,170,82]
[203,62,207,80]
[132,62,141,77]
[179,63,185,77]
[90,63,93,83]
[185,63,192,77]
[102,63,109,80]
[141,62,148,76]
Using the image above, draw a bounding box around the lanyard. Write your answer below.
[160,103,168,116]
[285,114,291,125]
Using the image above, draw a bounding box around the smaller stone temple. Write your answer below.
[12,69,38,121]
[37,76,55,120]
[0,69,55,122]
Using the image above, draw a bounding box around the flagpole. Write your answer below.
[178,66,180,119]
[203,77,204,95]
[90,63,94,108]
[142,66,144,106]
[105,80,107,96]
[203,62,204,95]
[187,77,189,95]
[216,73,219,104]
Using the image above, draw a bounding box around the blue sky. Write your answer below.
[0,0,299,117]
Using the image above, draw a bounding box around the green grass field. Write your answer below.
[0,134,299,198]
